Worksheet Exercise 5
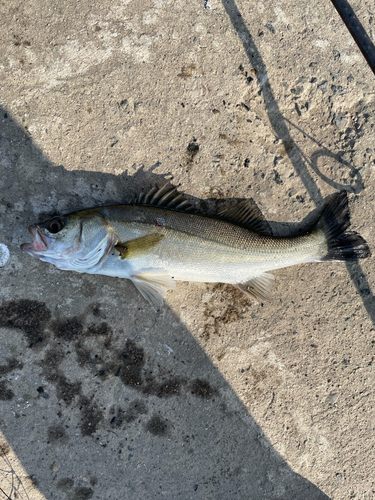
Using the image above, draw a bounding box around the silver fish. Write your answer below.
[21,185,370,310]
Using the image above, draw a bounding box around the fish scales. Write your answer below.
[101,205,325,266]
[21,185,370,310]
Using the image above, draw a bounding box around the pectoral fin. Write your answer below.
[130,273,176,312]
[115,233,165,260]
[234,273,275,303]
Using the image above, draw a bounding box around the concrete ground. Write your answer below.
[0,0,374,499]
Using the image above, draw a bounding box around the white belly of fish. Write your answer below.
[90,243,314,284]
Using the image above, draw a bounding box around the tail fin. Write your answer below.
[316,191,370,262]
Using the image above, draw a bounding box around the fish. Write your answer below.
[21,184,370,310]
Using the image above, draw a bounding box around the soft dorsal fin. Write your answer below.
[219,199,272,236]
[234,273,275,303]
[136,183,198,212]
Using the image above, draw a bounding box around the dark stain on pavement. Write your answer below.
[108,339,145,386]
[39,348,81,404]
[51,318,84,341]
[0,358,23,375]
[78,396,103,436]
[47,425,69,444]
[189,379,218,399]
[145,414,172,437]
[0,299,219,438]
[67,487,94,500]
[0,358,24,401]
[0,299,51,348]
[57,478,94,500]
[0,380,14,400]
[143,376,183,398]
[51,316,110,342]
[57,477,75,491]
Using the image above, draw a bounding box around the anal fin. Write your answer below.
[130,273,176,311]
[116,233,164,260]
[234,273,275,303]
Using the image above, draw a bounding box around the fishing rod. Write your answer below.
[329,0,375,76]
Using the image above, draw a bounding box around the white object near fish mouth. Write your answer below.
[0,243,10,267]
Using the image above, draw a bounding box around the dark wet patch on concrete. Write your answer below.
[67,487,94,500]
[50,317,110,341]
[39,348,81,404]
[51,318,84,341]
[47,424,69,444]
[57,477,94,498]
[78,396,103,436]
[0,358,23,375]
[189,379,218,399]
[0,358,23,401]
[0,299,219,438]
[185,138,200,170]
[145,414,172,437]
[57,477,75,491]
[0,299,51,348]
[0,380,14,400]
[110,339,145,386]
[143,376,183,398]
[76,345,96,368]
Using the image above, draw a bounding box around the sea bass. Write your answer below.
[21,185,370,310]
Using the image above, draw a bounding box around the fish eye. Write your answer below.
[48,217,65,234]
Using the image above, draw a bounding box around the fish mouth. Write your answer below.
[21,225,53,255]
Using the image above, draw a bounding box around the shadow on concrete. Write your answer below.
[0,109,332,499]
[221,0,374,324]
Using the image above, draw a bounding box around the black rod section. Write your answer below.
[329,0,375,76]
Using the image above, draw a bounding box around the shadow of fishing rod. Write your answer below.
[221,0,375,324]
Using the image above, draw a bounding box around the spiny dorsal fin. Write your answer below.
[219,199,272,236]
[115,233,165,259]
[234,273,275,303]
[136,183,198,212]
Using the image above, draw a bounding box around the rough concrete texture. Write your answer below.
[0,0,374,498]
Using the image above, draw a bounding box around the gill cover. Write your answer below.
[54,212,118,271]
[22,211,118,272]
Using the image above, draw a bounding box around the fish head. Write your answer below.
[21,211,117,270]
